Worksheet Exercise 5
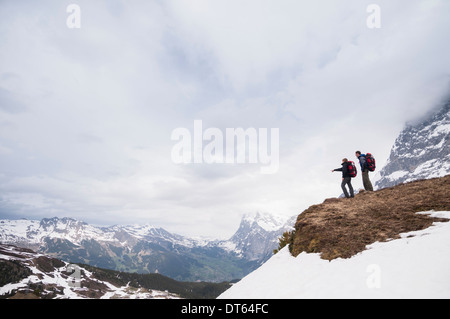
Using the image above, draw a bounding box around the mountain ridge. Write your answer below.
[0,212,294,282]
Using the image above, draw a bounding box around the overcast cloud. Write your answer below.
[0,0,449,238]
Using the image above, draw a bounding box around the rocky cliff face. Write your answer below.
[375,99,450,189]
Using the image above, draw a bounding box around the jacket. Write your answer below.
[334,162,352,178]
[358,154,367,171]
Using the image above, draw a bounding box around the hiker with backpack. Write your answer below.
[355,151,375,191]
[331,158,356,198]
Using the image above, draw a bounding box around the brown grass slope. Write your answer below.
[290,175,450,260]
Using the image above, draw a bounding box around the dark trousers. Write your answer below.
[341,177,354,198]
[362,169,374,191]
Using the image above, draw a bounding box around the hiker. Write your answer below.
[355,151,374,191]
[331,158,355,198]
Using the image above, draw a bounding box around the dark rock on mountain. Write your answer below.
[375,99,450,189]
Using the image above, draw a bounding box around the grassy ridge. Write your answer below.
[279,175,450,260]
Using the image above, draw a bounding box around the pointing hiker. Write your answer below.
[355,151,374,191]
[331,158,355,198]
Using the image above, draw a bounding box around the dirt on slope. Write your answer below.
[289,175,450,260]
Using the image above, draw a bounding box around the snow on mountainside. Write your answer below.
[218,211,450,299]
[0,244,181,299]
[375,99,450,189]
[0,217,115,247]
[0,244,230,299]
[0,213,293,282]
[104,223,203,248]
[0,217,199,248]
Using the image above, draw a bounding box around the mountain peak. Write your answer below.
[375,99,450,189]
[40,216,86,227]
[241,212,290,232]
[222,212,294,262]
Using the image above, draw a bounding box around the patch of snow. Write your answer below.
[428,123,450,138]
[384,170,409,181]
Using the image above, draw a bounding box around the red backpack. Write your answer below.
[366,153,376,172]
[348,161,357,177]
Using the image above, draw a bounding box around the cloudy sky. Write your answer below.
[0,0,449,238]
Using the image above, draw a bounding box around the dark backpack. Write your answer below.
[366,153,376,171]
[347,161,357,177]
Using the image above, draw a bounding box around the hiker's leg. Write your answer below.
[362,170,368,190]
[347,178,354,197]
[341,179,350,198]
[363,170,374,191]
[367,173,373,191]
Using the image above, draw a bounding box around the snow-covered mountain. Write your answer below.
[0,213,294,282]
[0,217,112,247]
[218,212,295,262]
[375,99,450,189]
